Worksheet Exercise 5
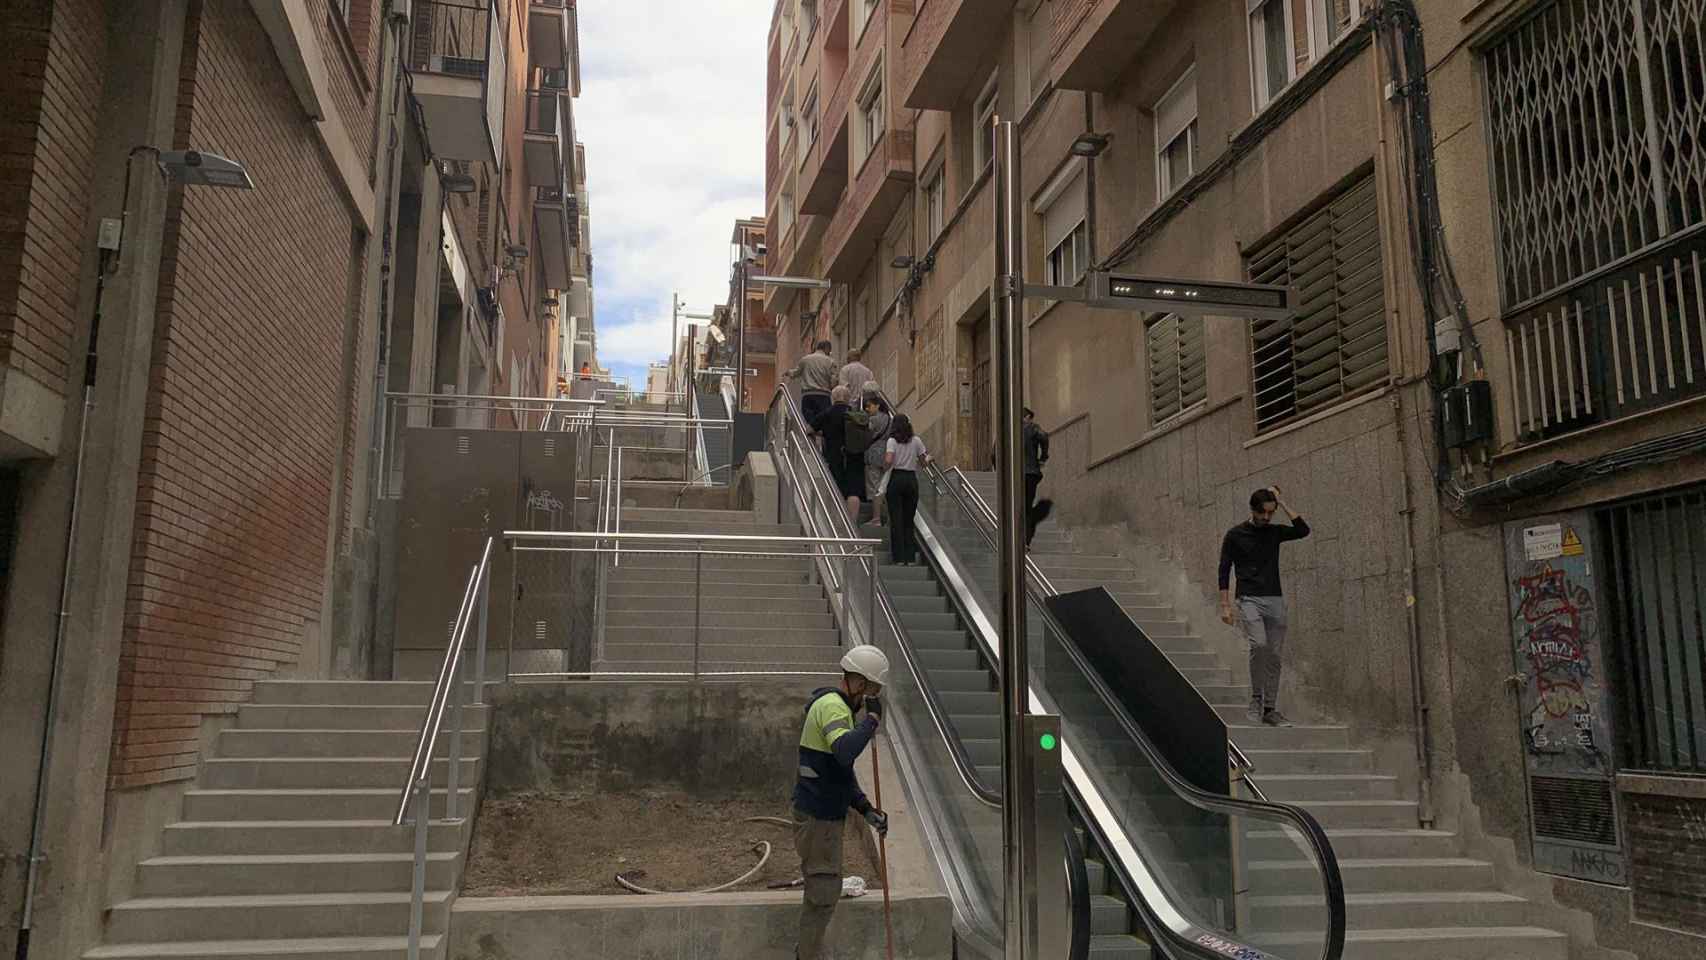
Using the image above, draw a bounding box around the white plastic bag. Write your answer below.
[841,875,867,898]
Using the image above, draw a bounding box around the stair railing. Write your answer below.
[392,535,494,960]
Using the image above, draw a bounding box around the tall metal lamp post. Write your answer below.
[670,293,714,402]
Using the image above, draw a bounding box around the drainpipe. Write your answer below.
[1391,392,1436,828]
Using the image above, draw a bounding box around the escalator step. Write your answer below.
[1090,895,1129,935]
[928,669,993,693]
[916,648,982,672]
[940,691,998,714]
[1088,934,1151,959]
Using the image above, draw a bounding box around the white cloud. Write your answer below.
[576,1,767,381]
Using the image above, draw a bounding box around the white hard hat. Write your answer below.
[839,645,890,686]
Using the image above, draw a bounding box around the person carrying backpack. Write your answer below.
[811,386,865,525]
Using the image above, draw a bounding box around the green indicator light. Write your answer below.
[1039,733,1058,751]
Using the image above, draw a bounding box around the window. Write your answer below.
[779,186,796,239]
[1039,163,1088,287]
[854,0,879,39]
[801,0,818,41]
[1154,67,1198,199]
[1146,313,1207,423]
[1247,173,1385,433]
[972,77,999,172]
[803,85,820,146]
[1248,0,1367,107]
[853,286,873,347]
[924,165,946,242]
[1021,2,1052,107]
[856,60,885,166]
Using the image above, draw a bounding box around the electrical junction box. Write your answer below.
[1443,381,1494,448]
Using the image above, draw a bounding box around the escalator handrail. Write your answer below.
[942,465,1271,798]
[1064,819,1093,960]
[768,385,1000,810]
[916,462,1346,960]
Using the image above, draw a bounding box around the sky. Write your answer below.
[576,1,767,390]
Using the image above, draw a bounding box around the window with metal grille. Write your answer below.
[1600,485,1706,775]
[1247,173,1385,433]
[1485,0,1706,309]
[1146,313,1206,425]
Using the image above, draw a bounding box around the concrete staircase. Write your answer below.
[596,506,846,674]
[84,681,483,960]
[870,534,1150,960]
[953,471,1569,960]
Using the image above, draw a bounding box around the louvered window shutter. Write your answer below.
[1147,313,1207,424]
[1248,174,1386,433]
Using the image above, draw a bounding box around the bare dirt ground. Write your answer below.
[463,790,884,896]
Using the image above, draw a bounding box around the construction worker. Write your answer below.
[793,645,890,960]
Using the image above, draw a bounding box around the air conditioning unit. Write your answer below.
[430,54,485,78]
[541,67,569,89]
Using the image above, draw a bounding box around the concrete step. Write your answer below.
[599,638,842,661]
[1239,774,1399,802]
[598,655,843,674]
[160,820,462,857]
[1250,926,1567,960]
[251,683,435,707]
[605,579,823,599]
[1194,684,1253,705]
[84,934,447,960]
[1250,856,1497,895]
[603,609,837,630]
[235,704,469,731]
[617,520,798,537]
[106,892,452,944]
[1240,748,1376,775]
[1180,667,1234,685]
[215,730,483,760]
[137,852,461,897]
[1245,827,1461,861]
[182,788,476,822]
[1249,890,1533,932]
[614,554,817,572]
[1287,799,1421,830]
[1224,724,1352,750]
[621,508,759,525]
[603,595,829,615]
[200,757,480,790]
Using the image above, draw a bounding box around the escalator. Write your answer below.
[694,383,732,485]
[765,386,1345,960]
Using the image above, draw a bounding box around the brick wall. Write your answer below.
[1626,790,1706,935]
[318,0,376,167]
[0,0,107,398]
[110,1,365,788]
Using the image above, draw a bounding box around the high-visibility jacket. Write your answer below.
[793,687,877,820]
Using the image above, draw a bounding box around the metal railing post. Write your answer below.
[692,550,703,680]
[406,778,429,960]
[446,655,465,819]
[866,548,877,648]
[474,564,490,703]
[507,556,518,686]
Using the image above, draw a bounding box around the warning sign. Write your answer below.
[1524,523,1563,561]
[1562,528,1585,557]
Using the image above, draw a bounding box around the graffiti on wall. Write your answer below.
[1505,518,1613,777]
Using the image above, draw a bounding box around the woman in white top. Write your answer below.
[882,415,930,565]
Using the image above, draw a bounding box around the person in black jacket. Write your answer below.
[812,386,864,524]
[1022,408,1052,546]
[1218,486,1311,727]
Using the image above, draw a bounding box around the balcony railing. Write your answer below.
[1504,233,1706,445]
[407,0,490,75]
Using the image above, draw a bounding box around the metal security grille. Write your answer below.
[1530,775,1619,845]
[1485,0,1706,309]
[1247,174,1386,433]
[1146,313,1206,424]
[1600,485,1706,774]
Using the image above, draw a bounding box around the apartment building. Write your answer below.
[0,2,584,957]
[730,215,774,411]
[765,0,1706,953]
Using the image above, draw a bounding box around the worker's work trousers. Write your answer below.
[1238,596,1288,709]
[794,809,844,959]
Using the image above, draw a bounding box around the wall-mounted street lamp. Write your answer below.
[157,150,256,189]
[1069,132,1110,158]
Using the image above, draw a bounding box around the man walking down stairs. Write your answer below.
[953,471,1578,960]
[84,681,482,960]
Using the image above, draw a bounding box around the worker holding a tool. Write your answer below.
[793,645,891,960]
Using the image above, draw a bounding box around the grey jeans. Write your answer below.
[793,809,844,959]
[1237,596,1289,709]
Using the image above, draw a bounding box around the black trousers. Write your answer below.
[1025,473,1043,544]
[887,470,920,564]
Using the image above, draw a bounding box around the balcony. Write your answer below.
[522,90,566,187]
[1051,0,1177,92]
[528,0,572,74]
[900,0,1017,109]
[800,71,852,215]
[534,184,571,291]
[407,0,506,167]
[822,131,915,282]
[1501,233,1706,448]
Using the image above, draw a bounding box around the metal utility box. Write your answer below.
[1443,380,1494,448]
[1502,512,1625,884]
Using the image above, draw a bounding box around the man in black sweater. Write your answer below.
[1218,486,1311,727]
